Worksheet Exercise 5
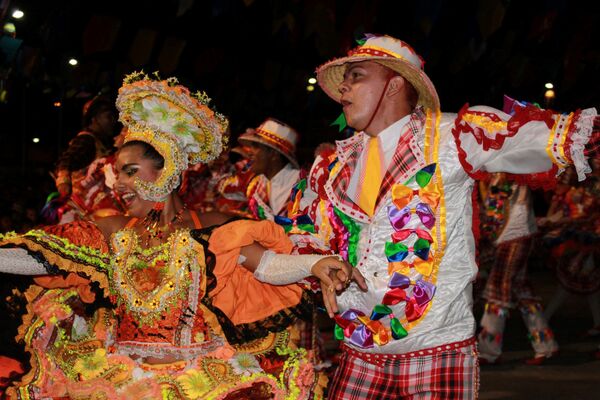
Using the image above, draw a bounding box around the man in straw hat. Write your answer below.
[253,34,600,398]
[239,118,302,220]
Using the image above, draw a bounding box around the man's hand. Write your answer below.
[311,256,368,317]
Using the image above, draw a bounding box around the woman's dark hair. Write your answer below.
[120,140,165,170]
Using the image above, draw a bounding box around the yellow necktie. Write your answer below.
[358,137,383,216]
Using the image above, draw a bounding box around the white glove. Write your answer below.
[253,250,331,285]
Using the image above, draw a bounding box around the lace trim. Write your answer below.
[568,108,596,181]
[115,334,225,361]
[254,251,327,285]
[505,165,559,191]
[546,113,572,168]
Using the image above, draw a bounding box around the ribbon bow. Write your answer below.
[274,214,315,233]
[384,238,431,262]
[391,228,433,243]
[383,273,436,322]
[388,257,434,277]
[391,163,439,210]
[391,186,440,211]
[412,163,437,187]
[405,280,436,321]
[388,204,435,230]
[287,179,307,216]
[334,307,406,347]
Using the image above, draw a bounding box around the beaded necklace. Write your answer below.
[138,203,187,247]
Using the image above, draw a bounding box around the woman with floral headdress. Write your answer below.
[0,73,352,399]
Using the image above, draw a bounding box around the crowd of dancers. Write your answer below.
[0,34,598,399]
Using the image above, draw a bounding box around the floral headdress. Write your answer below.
[116,71,229,201]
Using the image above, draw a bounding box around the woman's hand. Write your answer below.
[311,256,368,317]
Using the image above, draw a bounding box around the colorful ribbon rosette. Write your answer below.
[333,163,441,349]
[274,214,315,234]
[275,178,318,234]
[333,273,436,348]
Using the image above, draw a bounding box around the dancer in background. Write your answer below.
[541,158,600,339]
[47,96,122,223]
[240,118,302,220]
[477,173,558,365]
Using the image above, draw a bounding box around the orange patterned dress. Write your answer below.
[0,219,325,399]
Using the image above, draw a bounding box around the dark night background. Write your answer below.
[1,0,600,382]
[0,0,598,179]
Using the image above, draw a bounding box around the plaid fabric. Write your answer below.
[329,109,426,218]
[481,236,537,307]
[247,175,270,219]
[376,107,426,205]
[328,136,363,216]
[328,342,478,399]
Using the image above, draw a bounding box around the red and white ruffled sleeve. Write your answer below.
[452,104,598,187]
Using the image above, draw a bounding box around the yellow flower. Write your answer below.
[177,370,211,399]
[194,332,205,343]
[73,348,109,380]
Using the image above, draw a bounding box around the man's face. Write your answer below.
[338,61,392,132]
[246,142,274,176]
[93,109,118,138]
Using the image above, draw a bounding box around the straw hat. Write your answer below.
[316,35,440,111]
[238,118,299,168]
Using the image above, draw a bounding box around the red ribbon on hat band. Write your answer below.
[255,128,295,154]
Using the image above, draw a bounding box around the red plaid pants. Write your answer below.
[328,339,479,399]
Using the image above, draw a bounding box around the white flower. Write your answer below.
[228,353,262,376]
[71,315,89,339]
[131,367,154,380]
[131,97,201,152]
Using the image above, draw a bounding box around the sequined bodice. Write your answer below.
[109,228,223,358]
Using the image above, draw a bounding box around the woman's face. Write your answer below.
[114,144,162,217]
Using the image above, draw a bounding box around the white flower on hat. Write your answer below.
[116,71,229,201]
[130,97,201,155]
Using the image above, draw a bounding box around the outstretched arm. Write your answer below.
[0,248,47,275]
[453,105,598,186]
[244,243,367,317]
[242,240,348,284]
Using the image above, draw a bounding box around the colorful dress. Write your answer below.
[247,164,301,220]
[0,218,324,399]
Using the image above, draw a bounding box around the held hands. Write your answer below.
[311,256,368,317]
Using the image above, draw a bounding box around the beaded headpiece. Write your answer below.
[116,71,229,201]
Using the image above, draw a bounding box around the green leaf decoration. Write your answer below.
[331,112,347,133]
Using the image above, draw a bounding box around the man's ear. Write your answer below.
[386,75,407,97]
